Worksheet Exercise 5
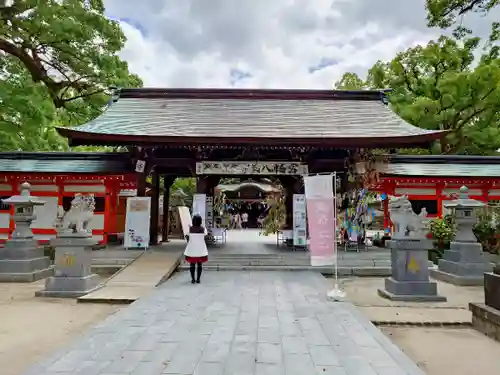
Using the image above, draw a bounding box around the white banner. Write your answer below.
[304,175,336,266]
[192,193,207,227]
[124,197,151,249]
[205,196,214,230]
[293,194,307,246]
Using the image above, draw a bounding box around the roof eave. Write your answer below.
[56,127,447,149]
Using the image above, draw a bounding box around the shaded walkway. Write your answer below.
[24,271,423,375]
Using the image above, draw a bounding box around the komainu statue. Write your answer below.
[389,195,427,238]
[55,194,96,234]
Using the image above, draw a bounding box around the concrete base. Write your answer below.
[432,242,493,285]
[0,240,54,283]
[377,288,447,302]
[377,277,447,302]
[36,274,102,298]
[470,302,500,343]
[430,269,485,286]
[0,266,54,282]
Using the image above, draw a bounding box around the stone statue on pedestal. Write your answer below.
[388,195,428,238]
[55,193,96,234]
[37,193,101,298]
[378,195,446,301]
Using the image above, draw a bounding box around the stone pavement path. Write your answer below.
[23,271,424,375]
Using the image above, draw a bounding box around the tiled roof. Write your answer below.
[383,155,500,177]
[0,152,132,174]
[57,88,446,147]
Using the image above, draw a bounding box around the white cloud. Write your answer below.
[104,0,498,89]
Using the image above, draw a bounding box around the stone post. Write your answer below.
[430,186,492,286]
[36,194,101,298]
[484,265,500,311]
[0,182,53,282]
[469,261,500,342]
[378,195,446,301]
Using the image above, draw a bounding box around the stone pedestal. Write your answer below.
[36,233,101,298]
[378,237,446,302]
[0,182,53,282]
[430,242,492,286]
[0,238,53,282]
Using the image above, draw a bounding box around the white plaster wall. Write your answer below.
[89,214,104,230]
[0,213,10,230]
[443,188,483,196]
[394,188,436,195]
[29,184,58,192]
[31,196,58,229]
[0,184,12,191]
[92,235,103,242]
[34,234,56,241]
[64,185,105,193]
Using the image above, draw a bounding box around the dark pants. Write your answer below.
[242,222,248,229]
[189,262,203,282]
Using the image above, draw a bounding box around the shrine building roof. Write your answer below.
[383,155,500,177]
[0,152,132,174]
[56,88,446,148]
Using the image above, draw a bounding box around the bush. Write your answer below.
[427,216,455,264]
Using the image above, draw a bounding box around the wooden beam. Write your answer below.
[162,175,175,242]
[149,172,160,246]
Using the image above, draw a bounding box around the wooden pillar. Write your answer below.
[279,176,295,230]
[103,182,112,245]
[149,171,160,246]
[196,176,207,194]
[162,176,175,242]
[436,182,444,217]
[134,148,148,197]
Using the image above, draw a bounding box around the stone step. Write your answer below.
[178,264,393,276]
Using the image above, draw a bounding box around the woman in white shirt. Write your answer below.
[241,212,249,229]
[184,214,208,284]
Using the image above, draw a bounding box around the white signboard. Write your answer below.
[293,194,307,246]
[196,161,308,175]
[192,193,207,227]
[206,196,214,230]
[124,197,151,249]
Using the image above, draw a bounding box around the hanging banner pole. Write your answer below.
[328,171,345,301]
[303,172,345,301]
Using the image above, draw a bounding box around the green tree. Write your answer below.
[334,72,367,90]
[425,0,499,28]
[335,36,500,155]
[0,0,142,151]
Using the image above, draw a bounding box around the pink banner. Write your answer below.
[304,175,336,266]
[307,198,336,266]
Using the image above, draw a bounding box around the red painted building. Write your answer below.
[0,151,498,245]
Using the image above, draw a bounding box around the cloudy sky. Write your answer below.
[103,0,498,89]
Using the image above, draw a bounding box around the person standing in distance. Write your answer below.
[241,211,249,229]
[184,214,208,284]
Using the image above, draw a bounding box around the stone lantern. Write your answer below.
[0,182,53,282]
[5,182,46,239]
[444,186,485,243]
[431,186,492,285]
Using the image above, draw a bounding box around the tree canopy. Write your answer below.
[335,35,500,155]
[425,0,499,28]
[0,0,142,151]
